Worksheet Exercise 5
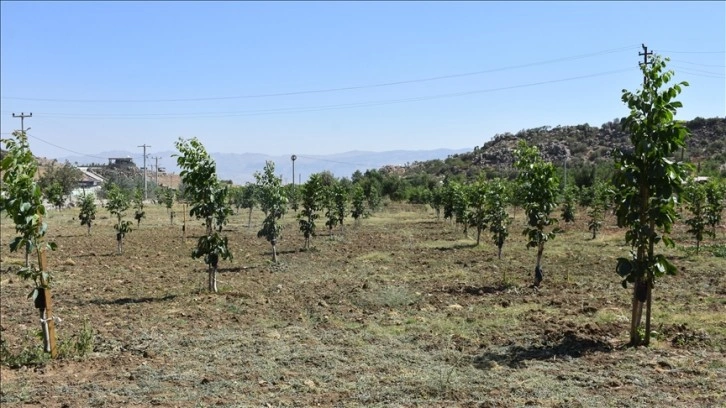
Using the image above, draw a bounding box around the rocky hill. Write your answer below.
[400,116,726,179]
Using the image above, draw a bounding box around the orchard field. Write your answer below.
[1,202,724,408]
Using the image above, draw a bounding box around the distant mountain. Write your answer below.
[55,148,470,184]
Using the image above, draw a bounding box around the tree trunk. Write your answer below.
[248,208,253,228]
[644,279,653,346]
[272,244,278,263]
[476,227,481,246]
[630,278,646,347]
[534,243,544,287]
[497,244,502,260]
[39,308,50,352]
[87,223,92,236]
[208,265,218,293]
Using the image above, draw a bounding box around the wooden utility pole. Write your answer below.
[138,144,151,200]
[152,156,161,186]
[12,112,32,132]
[639,44,653,85]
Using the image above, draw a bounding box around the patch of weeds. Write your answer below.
[356,284,420,309]
[57,317,96,359]
[0,329,50,368]
[707,244,726,258]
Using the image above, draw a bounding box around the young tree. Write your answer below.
[332,182,349,234]
[44,182,65,210]
[174,137,233,293]
[350,184,368,226]
[240,183,258,228]
[514,140,562,287]
[484,178,512,261]
[38,160,82,208]
[561,185,577,224]
[442,181,456,225]
[133,188,146,227]
[451,181,470,237]
[298,173,324,249]
[162,187,175,225]
[587,181,609,240]
[612,53,691,347]
[255,161,287,262]
[682,180,709,254]
[1,131,59,356]
[704,179,725,238]
[78,192,97,235]
[430,183,444,220]
[467,177,488,246]
[105,183,133,255]
[323,183,339,236]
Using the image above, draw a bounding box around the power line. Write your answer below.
[24,133,109,161]
[656,49,726,54]
[0,45,639,103]
[674,68,725,79]
[671,59,725,68]
[2,67,634,119]
[671,65,725,76]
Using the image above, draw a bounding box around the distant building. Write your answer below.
[108,157,136,169]
[77,167,105,188]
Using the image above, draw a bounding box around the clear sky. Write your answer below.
[1,1,724,163]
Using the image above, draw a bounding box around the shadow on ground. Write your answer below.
[473,330,614,369]
[89,294,178,306]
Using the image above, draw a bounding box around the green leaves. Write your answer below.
[513,141,560,268]
[1,131,56,285]
[255,161,288,250]
[175,137,232,270]
[614,52,690,345]
[78,192,97,231]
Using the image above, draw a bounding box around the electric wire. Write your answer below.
[0,45,640,103]
[2,68,634,119]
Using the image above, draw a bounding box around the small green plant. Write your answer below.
[57,318,95,359]
[704,179,725,238]
[484,178,512,261]
[682,180,710,254]
[105,183,133,255]
[162,187,175,224]
[78,192,97,235]
[174,137,233,293]
[255,161,288,262]
[561,185,577,223]
[133,187,146,227]
[514,140,562,287]
[467,176,488,246]
[1,130,58,356]
[350,184,369,226]
[298,173,323,250]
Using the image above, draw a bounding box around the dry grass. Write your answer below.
[1,202,725,407]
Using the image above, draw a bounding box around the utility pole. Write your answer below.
[12,112,32,132]
[138,144,151,200]
[639,44,653,86]
[152,156,161,187]
[291,155,297,189]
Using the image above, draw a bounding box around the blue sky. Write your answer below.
[1,1,724,162]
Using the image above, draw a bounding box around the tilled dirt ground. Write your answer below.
[1,204,725,407]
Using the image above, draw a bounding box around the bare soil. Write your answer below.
[1,203,725,407]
